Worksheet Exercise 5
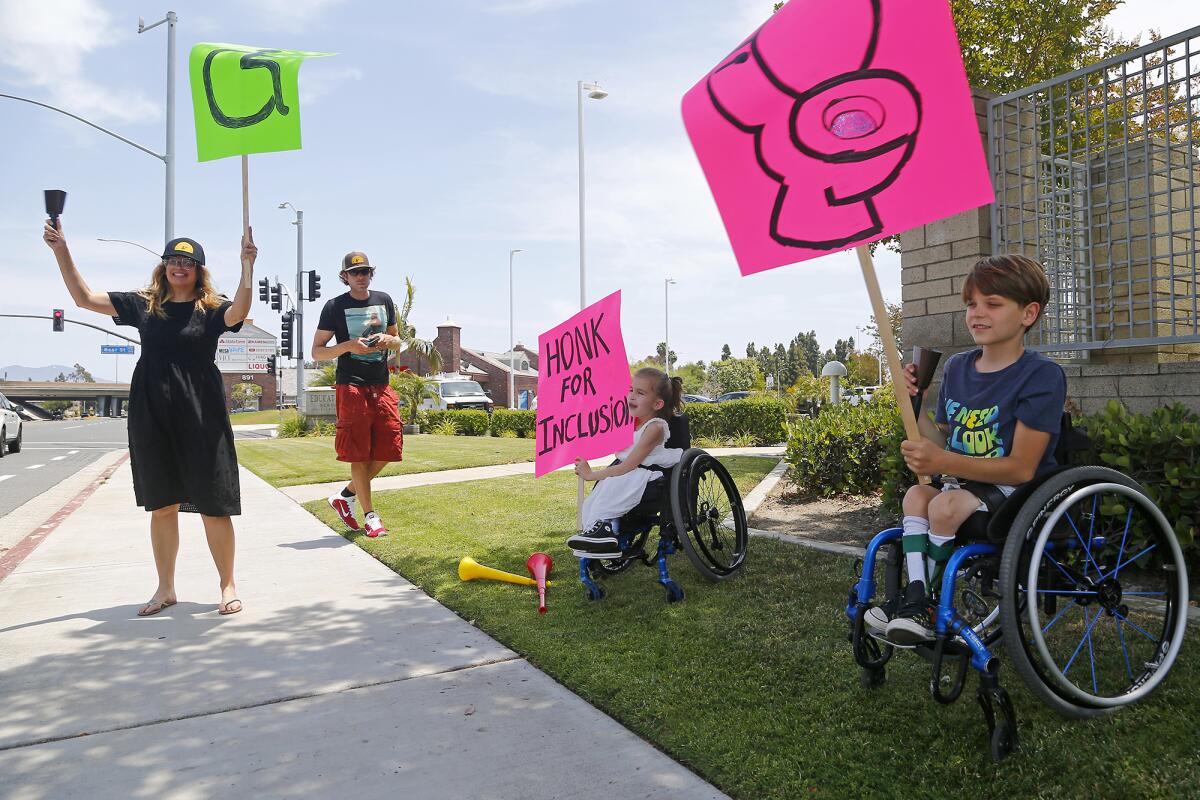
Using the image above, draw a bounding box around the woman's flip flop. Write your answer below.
[218,599,243,615]
[137,598,176,617]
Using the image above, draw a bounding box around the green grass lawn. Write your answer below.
[228,408,300,425]
[303,455,1199,799]
[239,434,534,486]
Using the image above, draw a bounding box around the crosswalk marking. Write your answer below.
[68,450,79,454]
[0,475,11,483]
[26,464,44,470]
[52,456,66,461]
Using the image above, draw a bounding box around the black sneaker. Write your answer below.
[885,581,936,645]
[567,521,622,558]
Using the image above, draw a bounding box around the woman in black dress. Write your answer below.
[44,219,257,617]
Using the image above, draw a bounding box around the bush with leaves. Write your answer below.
[423,409,490,436]
[720,397,789,445]
[430,419,459,436]
[490,408,536,438]
[787,394,902,499]
[277,416,312,438]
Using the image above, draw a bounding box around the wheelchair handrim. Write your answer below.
[1023,482,1189,708]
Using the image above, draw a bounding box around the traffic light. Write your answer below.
[307,270,321,301]
[270,282,282,311]
[266,355,276,375]
[280,310,294,357]
[52,308,65,332]
[258,277,269,302]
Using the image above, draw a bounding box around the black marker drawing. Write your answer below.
[203,48,291,129]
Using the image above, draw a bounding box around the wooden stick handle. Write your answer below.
[577,475,584,531]
[855,245,930,485]
[241,155,250,241]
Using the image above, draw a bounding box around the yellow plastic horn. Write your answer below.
[458,557,552,587]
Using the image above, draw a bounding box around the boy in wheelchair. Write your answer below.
[567,367,685,559]
[866,254,1067,645]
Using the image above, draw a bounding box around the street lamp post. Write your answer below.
[279,202,304,411]
[664,278,676,376]
[508,248,523,409]
[577,80,608,310]
[2,12,177,244]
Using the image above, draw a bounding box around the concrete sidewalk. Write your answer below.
[0,463,727,799]
[283,445,786,504]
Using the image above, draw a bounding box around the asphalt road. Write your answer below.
[0,417,128,517]
[0,417,275,517]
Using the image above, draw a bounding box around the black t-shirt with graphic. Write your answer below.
[316,290,396,386]
[935,348,1066,475]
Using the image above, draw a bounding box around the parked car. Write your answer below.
[419,374,495,412]
[682,393,714,404]
[716,391,751,402]
[0,392,24,456]
[845,385,882,406]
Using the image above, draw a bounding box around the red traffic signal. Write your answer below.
[52,308,65,332]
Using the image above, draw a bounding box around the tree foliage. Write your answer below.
[707,358,762,394]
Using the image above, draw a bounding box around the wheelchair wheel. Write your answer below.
[999,466,1189,718]
[670,449,748,581]
[590,529,649,577]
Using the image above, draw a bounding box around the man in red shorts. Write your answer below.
[311,251,404,537]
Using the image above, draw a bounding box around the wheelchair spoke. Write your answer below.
[1062,605,1103,677]
[1043,551,1081,586]
[1116,618,1134,681]
[1104,543,1157,581]
[1086,611,1099,695]
[1041,595,1079,635]
[1066,512,1103,577]
[1036,589,1097,595]
[1112,610,1159,644]
[1114,505,1133,577]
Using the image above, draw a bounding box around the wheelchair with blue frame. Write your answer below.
[578,413,750,603]
[846,413,1190,760]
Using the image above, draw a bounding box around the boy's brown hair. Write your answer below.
[961,254,1051,330]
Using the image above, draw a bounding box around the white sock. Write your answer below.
[902,515,930,586]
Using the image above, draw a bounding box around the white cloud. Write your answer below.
[0,0,159,124]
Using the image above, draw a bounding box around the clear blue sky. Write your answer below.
[0,0,1190,381]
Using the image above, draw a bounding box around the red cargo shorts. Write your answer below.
[334,384,405,463]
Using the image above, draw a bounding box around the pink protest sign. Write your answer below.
[535,291,633,477]
[682,0,994,276]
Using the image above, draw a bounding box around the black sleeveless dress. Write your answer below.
[109,292,242,516]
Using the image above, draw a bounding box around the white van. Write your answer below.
[419,374,494,412]
[0,392,24,456]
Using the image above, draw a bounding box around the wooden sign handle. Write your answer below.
[855,245,931,485]
[241,155,250,242]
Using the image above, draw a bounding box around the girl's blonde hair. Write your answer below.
[633,366,683,420]
[138,260,224,319]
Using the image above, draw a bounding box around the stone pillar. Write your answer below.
[434,317,462,375]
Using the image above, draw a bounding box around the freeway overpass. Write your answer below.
[0,381,131,416]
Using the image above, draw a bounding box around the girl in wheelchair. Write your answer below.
[867,255,1066,644]
[567,367,684,559]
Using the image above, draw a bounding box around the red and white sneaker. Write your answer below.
[328,492,360,531]
[363,512,387,538]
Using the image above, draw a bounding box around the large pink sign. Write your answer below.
[682,0,994,276]
[535,291,634,477]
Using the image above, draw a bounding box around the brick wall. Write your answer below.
[902,90,1200,417]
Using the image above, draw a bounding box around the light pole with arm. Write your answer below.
[2,12,177,244]
[664,278,676,377]
[509,248,523,409]
[577,81,608,309]
[279,203,304,410]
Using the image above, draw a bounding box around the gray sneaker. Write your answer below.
[863,605,891,636]
[885,581,936,645]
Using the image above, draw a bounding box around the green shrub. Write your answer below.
[683,403,722,441]
[496,429,519,438]
[721,397,789,445]
[787,397,901,498]
[451,409,491,436]
[727,431,757,448]
[278,416,312,438]
[1078,400,1198,554]
[491,408,536,438]
[430,419,459,436]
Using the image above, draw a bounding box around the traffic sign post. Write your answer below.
[101,345,136,355]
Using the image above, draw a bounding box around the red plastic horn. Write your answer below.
[526,552,553,615]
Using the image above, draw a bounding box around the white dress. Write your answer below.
[581,417,683,531]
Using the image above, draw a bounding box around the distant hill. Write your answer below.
[1,364,78,381]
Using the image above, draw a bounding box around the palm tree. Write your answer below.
[391,369,437,424]
[394,277,443,375]
[309,363,338,387]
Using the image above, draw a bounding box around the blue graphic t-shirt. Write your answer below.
[935,349,1066,475]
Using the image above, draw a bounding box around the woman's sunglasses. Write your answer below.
[345,267,374,277]
[165,256,198,268]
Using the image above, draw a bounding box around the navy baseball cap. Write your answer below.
[162,237,205,266]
